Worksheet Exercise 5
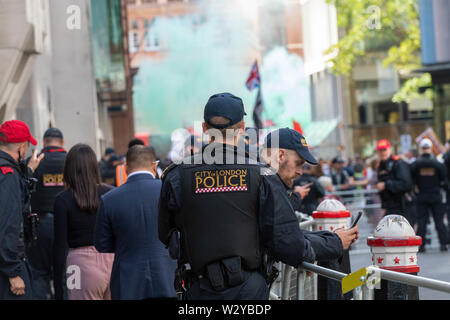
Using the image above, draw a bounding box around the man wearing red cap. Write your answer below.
[376,139,413,219]
[0,120,44,299]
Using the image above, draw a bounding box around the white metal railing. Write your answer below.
[268,208,450,300]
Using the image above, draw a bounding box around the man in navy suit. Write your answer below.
[94,145,177,300]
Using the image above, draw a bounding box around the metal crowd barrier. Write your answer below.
[268,209,450,300]
[325,188,382,211]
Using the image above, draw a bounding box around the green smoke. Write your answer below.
[133,0,312,140]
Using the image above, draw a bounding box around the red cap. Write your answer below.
[0,120,37,146]
[376,139,391,150]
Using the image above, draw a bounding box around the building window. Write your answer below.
[144,19,160,51]
[129,32,139,53]
[131,20,139,30]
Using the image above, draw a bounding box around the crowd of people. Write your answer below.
[0,92,448,301]
[291,138,450,254]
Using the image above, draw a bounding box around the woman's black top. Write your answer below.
[53,184,113,300]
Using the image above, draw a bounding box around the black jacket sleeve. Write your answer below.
[302,230,343,261]
[0,174,24,278]
[285,180,343,261]
[259,174,315,267]
[94,198,115,253]
[385,160,413,194]
[158,166,182,246]
[438,162,449,190]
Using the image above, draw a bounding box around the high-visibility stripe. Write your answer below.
[116,164,127,187]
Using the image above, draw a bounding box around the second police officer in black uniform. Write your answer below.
[28,128,67,299]
[158,93,359,300]
[410,138,448,252]
[375,139,414,222]
[0,120,44,300]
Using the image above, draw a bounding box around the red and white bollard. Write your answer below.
[312,199,351,232]
[367,215,422,273]
[367,215,422,299]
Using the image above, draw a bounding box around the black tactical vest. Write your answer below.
[30,147,66,214]
[174,144,263,274]
[414,154,442,194]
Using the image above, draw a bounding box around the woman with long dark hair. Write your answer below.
[53,144,114,300]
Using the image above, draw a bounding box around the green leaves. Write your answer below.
[324,0,425,102]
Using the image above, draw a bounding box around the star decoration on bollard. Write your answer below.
[394,257,400,264]
[409,256,415,262]
[377,257,384,264]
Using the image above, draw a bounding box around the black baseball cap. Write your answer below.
[264,128,318,165]
[44,128,63,139]
[331,156,345,164]
[204,93,247,129]
[105,147,115,155]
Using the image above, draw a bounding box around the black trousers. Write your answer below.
[417,200,448,247]
[317,250,351,300]
[186,270,269,300]
[25,214,54,300]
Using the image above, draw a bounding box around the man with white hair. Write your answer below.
[410,138,449,252]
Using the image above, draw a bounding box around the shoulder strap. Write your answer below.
[160,162,179,181]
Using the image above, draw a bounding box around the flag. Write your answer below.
[246,60,261,91]
[253,87,264,130]
[293,120,303,135]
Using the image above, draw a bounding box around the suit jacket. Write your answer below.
[94,173,177,300]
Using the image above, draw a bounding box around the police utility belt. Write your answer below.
[183,256,246,292]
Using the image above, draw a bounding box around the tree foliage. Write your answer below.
[324,0,431,102]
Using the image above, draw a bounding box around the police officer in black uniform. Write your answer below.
[262,128,358,300]
[0,120,44,300]
[375,139,413,220]
[411,138,448,252]
[375,139,415,300]
[158,93,358,300]
[27,128,66,299]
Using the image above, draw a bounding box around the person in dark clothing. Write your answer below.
[95,146,177,300]
[0,120,44,300]
[375,139,413,219]
[99,147,116,185]
[329,157,353,191]
[263,129,359,300]
[53,144,114,300]
[27,128,66,300]
[293,163,325,215]
[159,94,358,300]
[410,138,448,252]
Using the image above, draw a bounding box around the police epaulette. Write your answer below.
[161,163,178,180]
[260,165,277,176]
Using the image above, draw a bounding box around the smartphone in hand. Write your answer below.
[350,211,363,229]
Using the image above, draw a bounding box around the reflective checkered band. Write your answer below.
[195,186,248,193]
